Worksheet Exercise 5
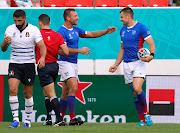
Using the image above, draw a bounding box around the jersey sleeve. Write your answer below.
[5,26,12,37]
[58,33,65,46]
[140,24,151,40]
[34,26,43,43]
[76,27,87,37]
[57,29,67,44]
[120,28,123,43]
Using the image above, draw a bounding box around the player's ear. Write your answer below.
[24,17,27,21]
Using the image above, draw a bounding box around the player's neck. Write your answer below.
[127,20,136,27]
[40,25,50,30]
[64,22,73,29]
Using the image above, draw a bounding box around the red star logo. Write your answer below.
[57,80,92,104]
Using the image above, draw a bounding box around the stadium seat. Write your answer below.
[96,0,118,7]
[44,0,67,7]
[148,0,169,7]
[119,0,143,7]
[67,0,93,7]
[11,0,17,7]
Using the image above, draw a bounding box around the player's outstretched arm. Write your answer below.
[1,34,11,52]
[58,47,90,56]
[141,37,155,62]
[85,27,116,38]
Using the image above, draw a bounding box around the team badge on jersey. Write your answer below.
[25,32,30,37]
[9,71,14,76]
[132,30,136,35]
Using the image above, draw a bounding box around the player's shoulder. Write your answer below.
[120,25,127,33]
[73,26,83,31]
[136,22,148,29]
[6,24,16,30]
[27,23,39,30]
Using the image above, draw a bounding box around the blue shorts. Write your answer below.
[8,63,35,85]
[37,62,59,87]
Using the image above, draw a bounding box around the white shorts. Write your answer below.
[123,60,146,84]
[57,61,78,82]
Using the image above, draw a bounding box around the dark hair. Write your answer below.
[13,10,26,18]
[38,14,50,25]
[120,7,134,19]
[63,8,76,21]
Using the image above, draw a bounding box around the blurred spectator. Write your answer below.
[0,0,10,7]
[31,0,40,7]
[14,0,41,7]
[14,0,33,7]
[175,0,180,6]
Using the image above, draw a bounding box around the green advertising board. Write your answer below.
[3,75,146,123]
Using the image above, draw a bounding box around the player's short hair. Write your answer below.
[120,7,134,19]
[63,8,76,21]
[13,10,26,18]
[38,14,50,25]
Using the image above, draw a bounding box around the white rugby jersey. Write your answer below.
[5,23,42,63]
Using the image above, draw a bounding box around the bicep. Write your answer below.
[145,37,154,46]
[36,39,45,48]
[84,31,93,38]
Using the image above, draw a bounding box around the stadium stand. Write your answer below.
[119,0,144,7]
[10,0,17,7]
[96,0,118,7]
[148,0,169,7]
[67,0,93,7]
[44,0,67,7]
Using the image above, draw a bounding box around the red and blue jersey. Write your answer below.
[120,22,151,62]
[57,26,87,64]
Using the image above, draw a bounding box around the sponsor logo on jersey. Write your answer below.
[69,34,73,39]
[13,32,16,37]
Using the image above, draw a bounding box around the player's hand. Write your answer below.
[4,34,11,44]
[38,57,45,69]
[106,27,117,34]
[141,55,154,62]
[80,47,91,55]
[109,65,118,73]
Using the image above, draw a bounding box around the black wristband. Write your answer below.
[150,53,154,57]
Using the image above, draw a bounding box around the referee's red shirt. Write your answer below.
[36,29,65,63]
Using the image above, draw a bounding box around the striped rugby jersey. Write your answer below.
[5,23,42,63]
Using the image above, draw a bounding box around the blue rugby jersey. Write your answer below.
[57,26,87,64]
[120,22,151,62]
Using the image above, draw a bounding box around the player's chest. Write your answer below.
[66,31,79,42]
[121,29,140,42]
[11,30,34,45]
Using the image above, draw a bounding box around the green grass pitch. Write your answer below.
[0,122,180,133]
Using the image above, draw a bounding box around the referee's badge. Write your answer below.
[25,32,30,37]
[9,71,14,76]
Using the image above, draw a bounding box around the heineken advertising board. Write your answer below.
[2,75,146,123]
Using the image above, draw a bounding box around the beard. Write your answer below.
[16,21,25,30]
